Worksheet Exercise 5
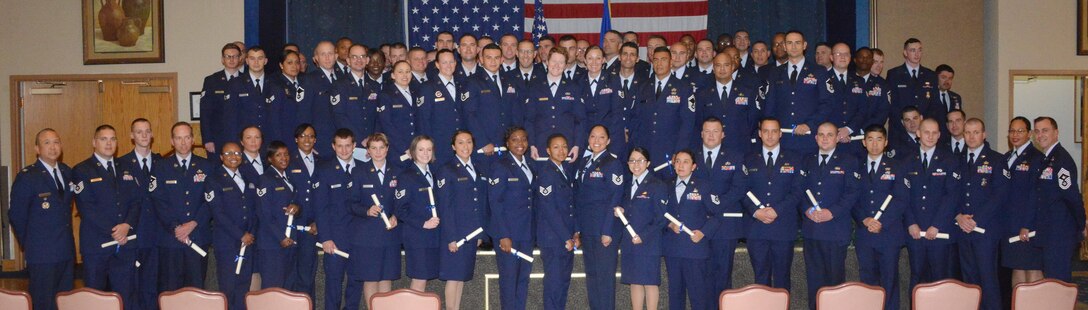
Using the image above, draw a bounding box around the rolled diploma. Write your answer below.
[234,244,247,275]
[850,135,865,141]
[284,215,295,238]
[510,248,535,263]
[935,233,950,239]
[372,194,392,228]
[477,146,507,154]
[100,235,137,248]
[456,227,485,247]
[399,153,411,161]
[186,240,207,257]
[427,187,438,218]
[873,195,893,220]
[295,225,312,232]
[315,242,350,258]
[805,190,823,211]
[722,213,744,217]
[653,161,671,172]
[663,213,694,236]
[1008,231,1037,243]
[780,128,794,133]
[616,212,639,238]
[746,191,766,209]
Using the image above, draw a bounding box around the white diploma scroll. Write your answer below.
[663,213,695,236]
[510,248,535,263]
[1008,231,1037,243]
[372,194,392,229]
[427,187,438,218]
[805,190,823,211]
[100,235,137,248]
[477,146,508,154]
[616,211,639,238]
[747,191,766,209]
[185,240,207,257]
[234,244,247,275]
[873,195,893,220]
[285,215,295,238]
[315,242,350,258]
[456,227,485,247]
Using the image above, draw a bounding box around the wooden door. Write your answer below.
[100,78,177,155]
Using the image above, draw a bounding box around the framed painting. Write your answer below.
[1080,0,1088,55]
[82,0,164,64]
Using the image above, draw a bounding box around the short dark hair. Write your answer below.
[947,109,966,120]
[589,124,610,139]
[246,45,265,57]
[504,126,527,143]
[785,30,805,39]
[673,149,696,162]
[130,118,150,130]
[900,105,922,118]
[458,33,477,42]
[606,30,623,38]
[390,42,408,50]
[1010,116,1032,131]
[935,64,955,75]
[94,124,115,135]
[171,122,192,137]
[436,48,456,60]
[759,117,780,128]
[281,50,299,64]
[34,128,57,146]
[265,140,288,161]
[620,42,639,53]
[652,46,671,55]
[629,147,651,163]
[482,43,501,53]
[546,133,567,146]
[239,125,261,141]
[1034,116,1058,130]
[903,38,921,49]
[283,43,299,51]
[451,129,474,146]
[559,35,577,43]
[333,128,355,141]
[647,35,666,43]
[294,123,315,138]
[538,35,556,44]
[863,124,887,138]
[221,43,241,56]
[702,116,723,127]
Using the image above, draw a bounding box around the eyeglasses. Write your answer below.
[1008,129,1028,134]
[627,159,647,164]
[221,151,242,156]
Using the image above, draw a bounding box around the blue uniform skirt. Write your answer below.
[439,246,478,281]
[621,254,661,285]
[351,246,402,281]
[1000,241,1043,270]
[405,247,439,280]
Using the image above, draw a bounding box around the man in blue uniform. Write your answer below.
[1025,117,1085,282]
[854,125,909,310]
[206,142,256,310]
[956,118,1008,310]
[9,129,75,310]
[418,49,467,166]
[763,31,833,156]
[151,122,214,291]
[669,42,711,92]
[71,125,139,306]
[466,44,520,157]
[119,118,163,310]
[455,34,482,79]
[200,43,244,159]
[314,129,364,310]
[885,38,939,145]
[744,118,803,290]
[800,122,861,310]
[826,43,867,156]
[694,117,749,306]
[629,46,696,163]
[902,118,961,288]
[851,48,889,143]
[695,53,760,154]
[307,41,341,160]
[332,44,380,150]
[224,46,280,141]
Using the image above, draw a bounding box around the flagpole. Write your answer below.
[403,0,410,46]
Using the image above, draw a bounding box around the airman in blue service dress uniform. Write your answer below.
[955,119,1008,310]
[744,118,804,291]
[436,130,490,310]
[525,47,587,160]
[488,128,535,310]
[119,119,164,310]
[418,50,468,166]
[200,43,243,160]
[1025,117,1085,282]
[205,143,256,310]
[307,41,342,161]
[1000,117,1045,284]
[629,47,696,164]
[466,44,522,160]
[853,125,909,310]
[313,129,364,310]
[573,125,625,310]
[664,150,720,310]
[695,53,761,155]
[151,122,214,291]
[579,47,628,159]
[534,134,579,310]
[332,45,381,149]
[395,136,442,291]
[763,31,833,156]
[345,135,403,309]
[693,117,749,305]
[378,61,420,168]
[901,119,962,288]
[71,125,140,308]
[224,47,281,145]
[271,50,313,150]
[885,38,940,145]
[617,147,668,310]
[285,124,321,297]
[799,122,861,310]
[256,142,302,289]
[9,129,75,310]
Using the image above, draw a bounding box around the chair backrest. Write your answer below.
[56,288,122,310]
[817,282,885,310]
[369,289,442,310]
[720,284,790,310]
[245,288,311,310]
[1012,278,1078,310]
[0,288,31,310]
[912,279,981,310]
[160,287,227,310]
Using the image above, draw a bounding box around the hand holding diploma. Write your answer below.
[100,235,137,248]
[664,213,694,236]
[316,242,350,258]
[371,194,393,229]
[614,207,639,239]
[1010,230,1036,243]
[873,195,893,220]
[234,243,247,275]
[184,239,207,257]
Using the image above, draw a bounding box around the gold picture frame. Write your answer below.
[81,0,164,65]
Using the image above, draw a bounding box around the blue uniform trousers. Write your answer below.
[666,256,708,310]
[136,248,160,310]
[496,239,533,310]
[959,237,1000,310]
[748,239,794,290]
[1041,241,1078,282]
[907,242,952,288]
[803,239,848,310]
[259,247,297,289]
[28,260,74,310]
[856,245,902,310]
[287,232,318,297]
[159,247,207,291]
[581,236,618,310]
[324,253,357,310]
[541,246,573,310]
[707,238,738,306]
[83,251,137,309]
[214,246,252,310]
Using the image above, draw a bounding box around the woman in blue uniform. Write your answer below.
[664,150,719,310]
[347,133,402,308]
[525,47,587,160]
[255,141,301,289]
[573,124,625,309]
[394,135,441,291]
[378,61,419,168]
[617,147,668,310]
[436,130,489,310]
[488,127,535,310]
[534,134,580,310]
[579,47,627,159]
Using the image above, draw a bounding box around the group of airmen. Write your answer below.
[9,27,1086,310]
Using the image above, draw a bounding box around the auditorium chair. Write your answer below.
[816,282,885,310]
[1011,278,1077,310]
[719,284,790,310]
[160,287,227,310]
[911,279,981,310]
[370,289,442,310]
[56,288,122,310]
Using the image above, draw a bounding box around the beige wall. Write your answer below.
[0,0,243,180]
[874,0,985,124]
[986,0,1088,152]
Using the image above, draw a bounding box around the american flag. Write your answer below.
[406,0,524,48]
[406,0,707,48]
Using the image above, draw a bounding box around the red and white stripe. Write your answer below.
[524,0,708,45]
